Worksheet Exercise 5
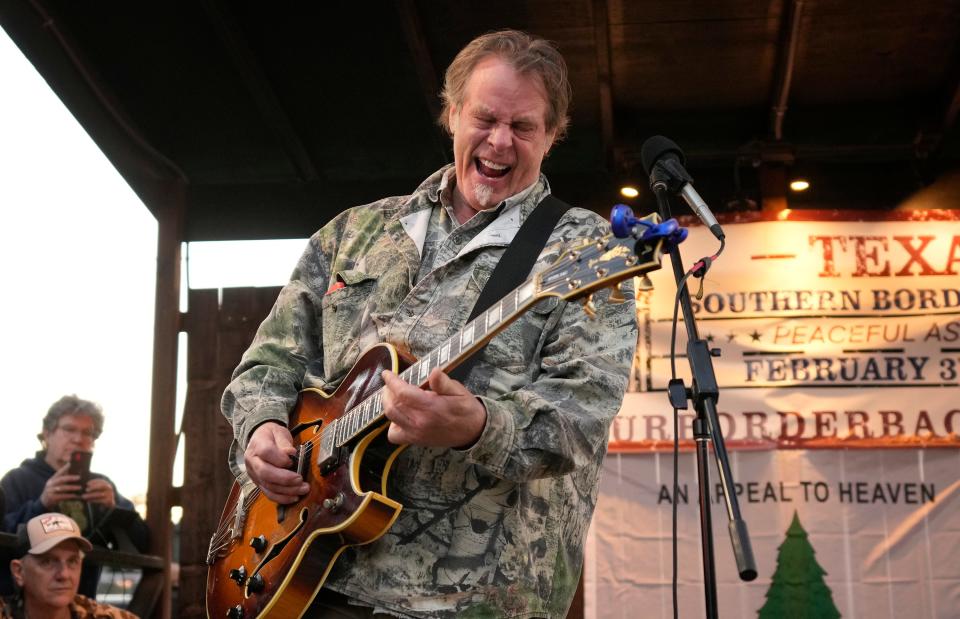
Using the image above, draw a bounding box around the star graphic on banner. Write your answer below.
[750,329,762,342]
[705,333,715,343]
[726,332,736,343]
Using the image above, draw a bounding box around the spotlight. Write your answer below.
[789,179,810,192]
[620,186,639,198]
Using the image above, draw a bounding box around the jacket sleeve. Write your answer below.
[111,483,151,553]
[1,470,47,533]
[464,216,640,482]
[220,234,329,474]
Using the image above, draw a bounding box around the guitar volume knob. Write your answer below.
[322,492,345,512]
[228,565,247,586]
[248,573,265,593]
[249,535,267,553]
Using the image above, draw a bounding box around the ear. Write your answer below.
[10,559,24,587]
[544,128,558,156]
[448,105,459,135]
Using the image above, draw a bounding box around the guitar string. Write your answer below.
[205,295,536,550]
[206,247,623,553]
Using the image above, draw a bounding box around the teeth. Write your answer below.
[480,159,508,170]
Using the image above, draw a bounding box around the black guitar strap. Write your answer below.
[449,194,573,383]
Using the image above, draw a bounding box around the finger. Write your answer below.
[260,487,303,505]
[386,422,409,445]
[269,426,298,455]
[382,370,433,410]
[250,458,308,490]
[255,445,298,469]
[380,370,406,395]
[427,369,469,396]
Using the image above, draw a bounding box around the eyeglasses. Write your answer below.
[55,424,98,440]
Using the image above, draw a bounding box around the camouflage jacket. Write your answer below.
[221,166,638,618]
[0,594,139,618]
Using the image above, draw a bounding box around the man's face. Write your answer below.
[10,542,82,609]
[42,413,96,469]
[449,56,557,219]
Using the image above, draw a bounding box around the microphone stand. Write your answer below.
[649,164,757,618]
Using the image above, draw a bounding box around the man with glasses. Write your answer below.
[1,512,136,618]
[0,395,148,598]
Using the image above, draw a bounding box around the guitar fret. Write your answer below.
[503,291,514,315]
[461,323,474,348]
[419,360,429,384]
[487,304,501,329]
[439,341,450,364]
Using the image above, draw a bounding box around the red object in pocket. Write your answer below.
[325,281,346,295]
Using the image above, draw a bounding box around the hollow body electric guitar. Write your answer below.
[206,214,682,619]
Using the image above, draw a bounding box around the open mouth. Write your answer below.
[475,157,511,179]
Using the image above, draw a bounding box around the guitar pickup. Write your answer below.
[318,448,341,475]
[317,425,340,475]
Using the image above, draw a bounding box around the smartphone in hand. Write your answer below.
[68,451,93,496]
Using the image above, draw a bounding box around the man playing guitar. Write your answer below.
[219,29,639,618]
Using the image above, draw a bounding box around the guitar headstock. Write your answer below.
[535,213,668,306]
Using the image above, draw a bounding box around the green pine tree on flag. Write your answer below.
[758,511,841,618]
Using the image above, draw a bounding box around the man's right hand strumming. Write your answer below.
[244,422,309,504]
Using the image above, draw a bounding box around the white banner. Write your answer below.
[591,213,960,619]
[617,214,960,451]
[586,449,960,618]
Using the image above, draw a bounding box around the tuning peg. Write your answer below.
[607,283,626,304]
[581,295,597,319]
[636,275,654,291]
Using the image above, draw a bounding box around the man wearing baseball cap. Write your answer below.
[1,513,136,619]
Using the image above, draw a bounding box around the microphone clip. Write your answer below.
[650,158,693,194]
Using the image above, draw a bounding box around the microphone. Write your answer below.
[641,136,724,241]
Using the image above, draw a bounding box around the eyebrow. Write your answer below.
[472,104,538,126]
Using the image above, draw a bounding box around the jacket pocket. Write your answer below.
[320,270,379,378]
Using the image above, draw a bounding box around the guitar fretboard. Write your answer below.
[321,279,538,452]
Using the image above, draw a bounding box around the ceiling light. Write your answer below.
[789,179,810,192]
[620,186,639,198]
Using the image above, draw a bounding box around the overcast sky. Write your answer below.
[0,28,304,506]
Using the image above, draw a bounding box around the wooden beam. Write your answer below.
[200,0,321,182]
[394,0,450,164]
[592,0,616,172]
[145,182,186,619]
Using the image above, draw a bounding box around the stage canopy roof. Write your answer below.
[3,0,959,241]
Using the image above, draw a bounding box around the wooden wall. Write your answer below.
[177,286,281,617]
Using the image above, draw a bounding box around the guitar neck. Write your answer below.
[321,223,668,453]
[326,278,540,449]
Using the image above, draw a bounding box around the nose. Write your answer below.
[487,122,512,151]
